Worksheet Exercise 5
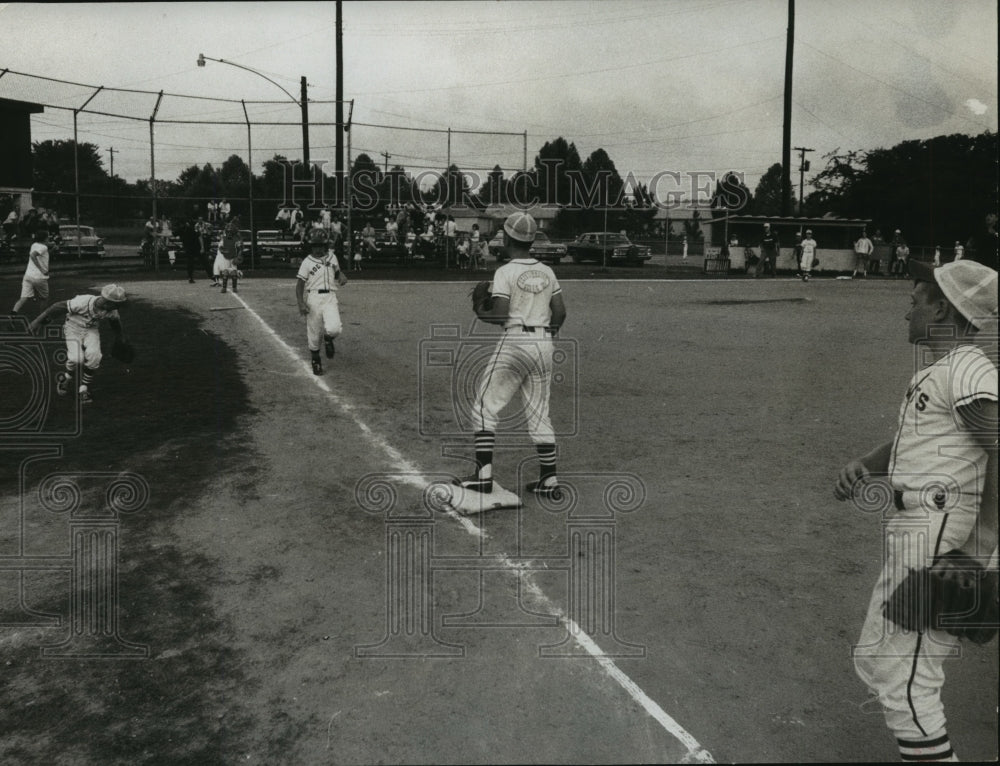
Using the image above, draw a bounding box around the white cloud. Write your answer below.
[964,99,989,116]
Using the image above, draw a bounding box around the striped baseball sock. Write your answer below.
[897,733,956,762]
[537,443,557,483]
[80,366,97,391]
[472,431,494,490]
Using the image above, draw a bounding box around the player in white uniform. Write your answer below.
[295,228,348,375]
[799,229,818,281]
[456,212,567,497]
[29,283,129,405]
[835,259,997,762]
[11,230,52,319]
[214,223,242,293]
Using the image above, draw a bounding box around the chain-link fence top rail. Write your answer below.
[1,68,527,213]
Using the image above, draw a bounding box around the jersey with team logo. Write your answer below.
[296,251,342,292]
[64,295,121,331]
[889,344,998,504]
[491,258,561,329]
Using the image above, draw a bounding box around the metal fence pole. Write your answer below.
[241,100,255,270]
[73,86,103,260]
[149,91,164,273]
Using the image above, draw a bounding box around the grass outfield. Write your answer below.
[1,274,996,764]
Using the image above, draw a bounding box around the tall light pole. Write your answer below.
[197,53,309,167]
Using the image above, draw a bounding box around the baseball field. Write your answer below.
[1,271,997,764]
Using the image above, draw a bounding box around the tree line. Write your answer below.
[25,130,996,245]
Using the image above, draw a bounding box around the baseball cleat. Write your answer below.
[324,337,336,359]
[452,473,493,494]
[311,358,323,375]
[526,478,562,498]
[55,372,69,397]
[79,389,93,405]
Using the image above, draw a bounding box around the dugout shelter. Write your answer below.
[723,214,873,274]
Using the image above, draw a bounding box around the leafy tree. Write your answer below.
[807,131,997,244]
[752,162,794,216]
[534,137,583,206]
[709,171,752,218]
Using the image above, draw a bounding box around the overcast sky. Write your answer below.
[1,0,996,201]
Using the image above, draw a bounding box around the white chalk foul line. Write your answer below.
[231,291,714,763]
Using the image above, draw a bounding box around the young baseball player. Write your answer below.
[11,229,52,321]
[295,228,348,375]
[852,229,874,279]
[834,259,997,762]
[455,211,567,498]
[215,223,242,293]
[799,229,818,281]
[29,283,129,405]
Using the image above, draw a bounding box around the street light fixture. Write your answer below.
[197,53,309,167]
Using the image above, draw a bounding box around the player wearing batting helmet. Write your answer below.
[835,260,998,761]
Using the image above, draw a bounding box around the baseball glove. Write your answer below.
[811,257,820,268]
[471,280,493,314]
[883,549,999,644]
[110,338,135,364]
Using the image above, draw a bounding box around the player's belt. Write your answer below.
[893,490,948,512]
[508,325,552,334]
[308,289,331,294]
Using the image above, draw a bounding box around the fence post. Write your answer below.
[148,91,163,272]
[242,100,255,270]
[73,86,103,260]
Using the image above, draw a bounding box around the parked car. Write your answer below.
[57,224,106,259]
[566,232,652,265]
[528,231,566,264]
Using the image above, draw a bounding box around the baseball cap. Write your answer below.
[909,259,999,329]
[308,228,329,246]
[100,284,127,304]
[503,211,537,243]
[805,229,813,235]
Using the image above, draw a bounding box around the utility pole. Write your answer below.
[335,0,344,207]
[794,146,813,215]
[107,147,117,225]
[781,0,794,216]
[380,151,391,174]
[301,75,310,170]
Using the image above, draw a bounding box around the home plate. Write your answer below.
[428,481,522,515]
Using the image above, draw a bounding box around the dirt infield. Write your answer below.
[1,273,997,763]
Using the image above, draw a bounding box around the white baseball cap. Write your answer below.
[909,259,998,329]
[503,211,537,243]
[100,284,127,303]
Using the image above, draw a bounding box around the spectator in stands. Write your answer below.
[953,240,964,261]
[276,207,291,233]
[2,208,18,242]
[444,214,458,265]
[889,229,909,277]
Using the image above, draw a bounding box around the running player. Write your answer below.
[295,228,347,375]
[28,283,129,405]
